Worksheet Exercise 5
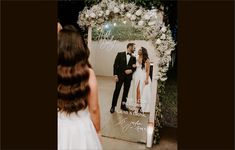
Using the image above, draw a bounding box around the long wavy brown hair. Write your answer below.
[57,25,91,114]
[141,47,149,70]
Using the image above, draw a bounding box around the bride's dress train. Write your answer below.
[126,60,152,113]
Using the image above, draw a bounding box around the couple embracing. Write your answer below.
[110,43,152,114]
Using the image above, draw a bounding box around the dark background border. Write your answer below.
[1,1,234,150]
[1,1,57,149]
[178,1,234,149]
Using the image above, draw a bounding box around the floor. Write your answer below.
[97,76,177,150]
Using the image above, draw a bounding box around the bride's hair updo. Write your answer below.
[141,47,149,69]
[57,25,91,114]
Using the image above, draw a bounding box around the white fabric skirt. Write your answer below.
[58,108,102,150]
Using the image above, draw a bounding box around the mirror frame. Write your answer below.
[87,26,158,148]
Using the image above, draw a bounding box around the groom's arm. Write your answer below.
[113,53,120,76]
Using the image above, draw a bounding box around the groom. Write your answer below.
[110,43,137,113]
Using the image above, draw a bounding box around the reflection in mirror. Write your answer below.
[90,20,156,144]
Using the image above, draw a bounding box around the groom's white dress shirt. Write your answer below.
[126,51,131,65]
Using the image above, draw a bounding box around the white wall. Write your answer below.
[90,40,157,77]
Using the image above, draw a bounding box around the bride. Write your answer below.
[127,47,152,113]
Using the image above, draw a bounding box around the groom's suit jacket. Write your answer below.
[113,51,136,80]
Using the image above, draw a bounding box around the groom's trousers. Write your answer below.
[111,77,131,107]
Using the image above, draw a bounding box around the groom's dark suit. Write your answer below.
[111,51,136,108]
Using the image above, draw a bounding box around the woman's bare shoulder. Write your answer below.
[88,68,95,76]
[88,68,97,86]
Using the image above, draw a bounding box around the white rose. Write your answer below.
[160,34,166,40]
[105,10,110,15]
[138,20,144,26]
[161,26,167,32]
[90,12,96,18]
[163,56,171,63]
[148,21,156,26]
[85,14,89,18]
[161,45,168,51]
[161,67,168,73]
[144,14,151,20]
[120,4,125,10]
[113,7,120,13]
[131,15,136,21]
[135,9,142,16]
[156,39,161,44]
[100,3,106,8]
[160,76,167,81]
[126,13,132,18]
[97,18,104,24]
[98,11,104,17]
[92,5,98,10]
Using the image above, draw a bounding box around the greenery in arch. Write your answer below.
[92,20,147,41]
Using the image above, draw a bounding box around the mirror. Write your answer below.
[88,20,158,145]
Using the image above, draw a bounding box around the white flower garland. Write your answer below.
[78,0,176,82]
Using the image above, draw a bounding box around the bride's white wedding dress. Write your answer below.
[58,107,102,150]
[126,59,152,113]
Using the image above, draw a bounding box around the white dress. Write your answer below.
[126,60,152,113]
[58,107,102,150]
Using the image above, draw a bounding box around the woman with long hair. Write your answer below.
[127,47,152,113]
[57,25,102,150]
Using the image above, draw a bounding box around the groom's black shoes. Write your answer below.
[121,105,129,112]
[110,107,115,113]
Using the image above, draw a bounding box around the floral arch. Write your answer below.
[77,0,176,145]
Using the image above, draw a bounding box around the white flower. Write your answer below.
[161,26,167,33]
[105,10,110,15]
[162,55,171,63]
[98,11,104,17]
[161,45,168,51]
[120,4,125,10]
[160,76,167,81]
[138,20,144,26]
[160,67,168,73]
[148,21,156,26]
[135,9,143,16]
[85,14,89,18]
[144,14,151,20]
[165,49,171,55]
[90,12,96,18]
[100,3,106,8]
[156,39,161,44]
[130,15,137,21]
[92,5,99,11]
[126,13,132,18]
[160,34,166,40]
[113,7,120,13]
[97,18,104,24]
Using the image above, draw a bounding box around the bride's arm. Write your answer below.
[87,68,101,134]
[145,59,150,84]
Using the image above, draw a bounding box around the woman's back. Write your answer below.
[57,25,102,150]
